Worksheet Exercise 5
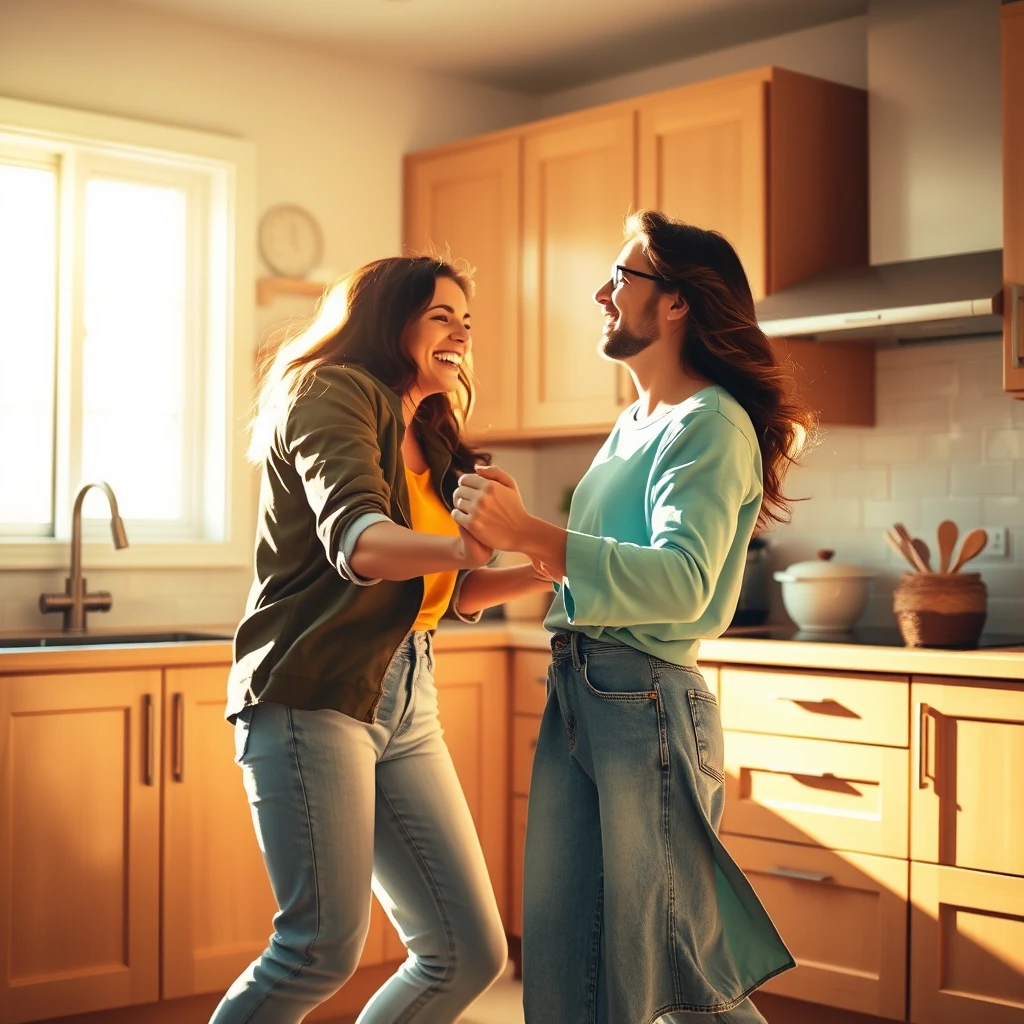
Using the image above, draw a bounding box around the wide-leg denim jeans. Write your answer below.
[209,631,507,1024]
[522,632,794,1024]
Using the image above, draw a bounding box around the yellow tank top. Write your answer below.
[405,467,461,631]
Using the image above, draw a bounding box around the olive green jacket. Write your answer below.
[226,365,478,722]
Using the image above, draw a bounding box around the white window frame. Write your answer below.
[0,96,255,570]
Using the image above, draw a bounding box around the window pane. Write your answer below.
[81,177,189,521]
[0,162,58,530]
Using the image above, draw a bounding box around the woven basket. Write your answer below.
[893,572,987,648]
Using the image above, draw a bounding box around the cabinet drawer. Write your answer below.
[513,714,541,796]
[510,796,528,937]
[720,667,908,747]
[727,835,907,1020]
[722,731,909,857]
[513,651,551,716]
[910,861,1024,1024]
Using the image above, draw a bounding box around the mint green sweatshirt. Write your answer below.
[544,385,763,666]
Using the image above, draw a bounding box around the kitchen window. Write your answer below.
[0,97,255,568]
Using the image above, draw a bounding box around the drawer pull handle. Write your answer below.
[768,695,860,719]
[767,867,833,884]
[172,692,185,783]
[143,693,155,787]
[916,701,931,789]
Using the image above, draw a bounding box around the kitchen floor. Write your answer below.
[462,964,525,1023]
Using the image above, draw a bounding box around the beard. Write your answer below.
[599,294,659,360]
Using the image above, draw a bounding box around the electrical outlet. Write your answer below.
[981,526,1008,559]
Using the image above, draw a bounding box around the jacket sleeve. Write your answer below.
[281,367,395,585]
[560,412,759,628]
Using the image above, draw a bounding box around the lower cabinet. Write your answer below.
[727,835,908,1020]
[910,855,1024,1023]
[0,670,162,1024]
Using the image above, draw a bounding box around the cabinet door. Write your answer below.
[727,835,908,1020]
[911,678,1024,875]
[638,78,767,299]
[161,665,280,998]
[0,670,161,1023]
[911,861,1024,1024]
[433,649,509,923]
[405,139,522,436]
[522,111,635,432]
[1003,2,1024,394]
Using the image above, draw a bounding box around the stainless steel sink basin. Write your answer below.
[0,631,233,649]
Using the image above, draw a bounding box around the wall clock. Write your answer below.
[258,203,323,278]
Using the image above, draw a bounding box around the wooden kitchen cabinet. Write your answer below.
[910,861,1024,1024]
[520,109,636,432]
[910,677,1024,875]
[433,648,510,923]
[1003,0,1024,395]
[727,835,908,1020]
[0,670,162,1024]
[404,138,522,437]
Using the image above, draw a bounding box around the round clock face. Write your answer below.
[258,204,324,278]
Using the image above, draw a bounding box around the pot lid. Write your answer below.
[774,549,876,582]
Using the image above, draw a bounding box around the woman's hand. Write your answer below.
[454,525,494,570]
[452,464,532,551]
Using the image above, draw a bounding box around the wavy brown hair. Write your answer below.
[249,255,490,475]
[625,209,817,531]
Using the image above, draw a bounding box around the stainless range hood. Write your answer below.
[755,249,1004,343]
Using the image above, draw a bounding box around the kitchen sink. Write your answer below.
[0,631,233,649]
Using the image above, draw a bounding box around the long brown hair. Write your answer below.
[625,209,817,531]
[248,255,490,475]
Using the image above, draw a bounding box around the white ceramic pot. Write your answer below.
[773,549,875,632]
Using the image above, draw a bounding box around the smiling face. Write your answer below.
[402,274,472,398]
[594,240,664,361]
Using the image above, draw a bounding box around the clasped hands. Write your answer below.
[452,465,555,582]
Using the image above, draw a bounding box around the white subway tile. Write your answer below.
[1017,462,1024,496]
[1014,401,1024,427]
[786,468,835,500]
[950,401,1015,431]
[983,496,1024,529]
[876,397,951,430]
[788,497,862,531]
[920,497,984,537]
[950,463,1015,497]
[833,467,889,500]
[892,464,949,500]
[862,433,922,464]
[959,353,1006,398]
[985,429,1024,461]
[879,361,958,399]
[864,499,921,531]
[921,432,982,462]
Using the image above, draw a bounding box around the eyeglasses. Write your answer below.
[612,264,668,288]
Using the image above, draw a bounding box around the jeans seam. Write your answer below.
[237,707,321,1024]
[377,785,458,1023]
[586,872,604,1024]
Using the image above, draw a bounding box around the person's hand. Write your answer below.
[454,525,494,570]
[452,464,532,551]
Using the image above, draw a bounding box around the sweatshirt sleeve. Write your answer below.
[281,368,394,585]
[560,412,757,628]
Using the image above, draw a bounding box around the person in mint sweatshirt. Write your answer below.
[452,210,816,1024]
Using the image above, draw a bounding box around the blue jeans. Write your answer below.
[209,632,507,1024]
[522,633,794,1024]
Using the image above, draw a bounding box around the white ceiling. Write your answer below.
[111,0,868,93]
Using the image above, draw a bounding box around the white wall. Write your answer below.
[0,0,538,631]
[868,0,1002,263]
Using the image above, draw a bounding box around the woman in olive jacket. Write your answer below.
[210,257,552,1024]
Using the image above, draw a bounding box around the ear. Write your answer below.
[665,295,689,323]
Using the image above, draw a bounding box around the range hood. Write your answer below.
[755,249,1004,343]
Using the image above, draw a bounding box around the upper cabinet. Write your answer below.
[1003,1,1024,396]
[404,66,868,441]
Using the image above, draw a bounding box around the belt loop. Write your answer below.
[570,631,582,672]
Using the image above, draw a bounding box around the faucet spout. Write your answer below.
[40,481,130,632]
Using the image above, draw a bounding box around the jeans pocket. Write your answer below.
[580,652,656,702]
[687,690,724,783]
[233,705,254,765]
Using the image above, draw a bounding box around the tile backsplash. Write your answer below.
[497,336,1024,635]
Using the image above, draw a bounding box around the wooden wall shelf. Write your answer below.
[256,276,326,306]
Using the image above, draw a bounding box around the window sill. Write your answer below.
[0,538,252,571]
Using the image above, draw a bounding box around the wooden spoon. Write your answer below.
[885,529,919,572]
[911,538,933,573]
[949,528,988,574]
[936,519,958,574]
[894,522,930,574]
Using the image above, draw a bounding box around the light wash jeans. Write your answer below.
[522,632,794,1024]
[209,631,507,1024]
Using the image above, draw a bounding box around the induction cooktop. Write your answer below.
[722,626,1024,651]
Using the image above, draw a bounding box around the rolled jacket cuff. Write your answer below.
[338,512,392,585]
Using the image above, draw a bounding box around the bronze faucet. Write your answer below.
[39,481,129,632]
